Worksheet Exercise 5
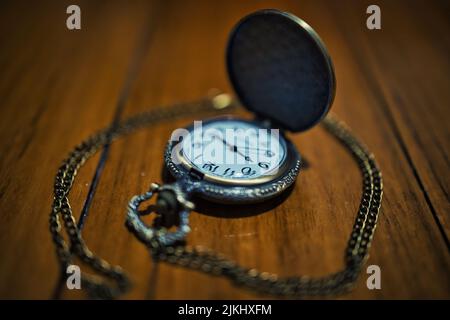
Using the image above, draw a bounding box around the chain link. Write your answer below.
[50,94,233,299]
[50,95,382,299]
[141,113,383,298]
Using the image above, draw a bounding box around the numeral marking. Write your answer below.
[258,162,270,169]
[241,167,256,176]
[223,168,235,177]
[265,150,274,157]
[202,162,219,173]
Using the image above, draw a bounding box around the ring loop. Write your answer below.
[126,183,191,246]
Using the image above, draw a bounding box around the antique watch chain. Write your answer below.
[50,94,382,299]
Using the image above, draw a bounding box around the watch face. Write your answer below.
[177,118,287,185]
[165,116,301,203]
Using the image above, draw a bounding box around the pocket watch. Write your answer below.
[126,9,335,245]
[50,9,382,299]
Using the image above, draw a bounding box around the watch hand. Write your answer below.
[232,145,252,161]
[213,135,253,162]
[235,145,269,151]
[235,145,276,156]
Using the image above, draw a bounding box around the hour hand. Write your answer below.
[212,135,252,162]
[232,145,252,162]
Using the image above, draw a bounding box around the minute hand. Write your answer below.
[235,145,271,152]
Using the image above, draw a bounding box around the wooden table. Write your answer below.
[0,0,448,299]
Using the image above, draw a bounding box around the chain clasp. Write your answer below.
[126,182,194,246]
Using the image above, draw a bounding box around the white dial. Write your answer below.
[179,118,287,184]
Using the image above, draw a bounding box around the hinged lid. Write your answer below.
[226,9,335,132]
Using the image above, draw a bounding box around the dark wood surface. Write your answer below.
[0,0,449,299]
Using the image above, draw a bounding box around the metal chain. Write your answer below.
[140,114,383,297]
[50,94,382,299]
[50,94,234,299]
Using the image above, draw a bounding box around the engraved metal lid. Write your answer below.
[226,9,335,132]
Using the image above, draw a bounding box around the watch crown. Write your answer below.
[211,92,234,110]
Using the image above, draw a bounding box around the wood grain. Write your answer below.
[0,0,155,299]
[0,0,448,299]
